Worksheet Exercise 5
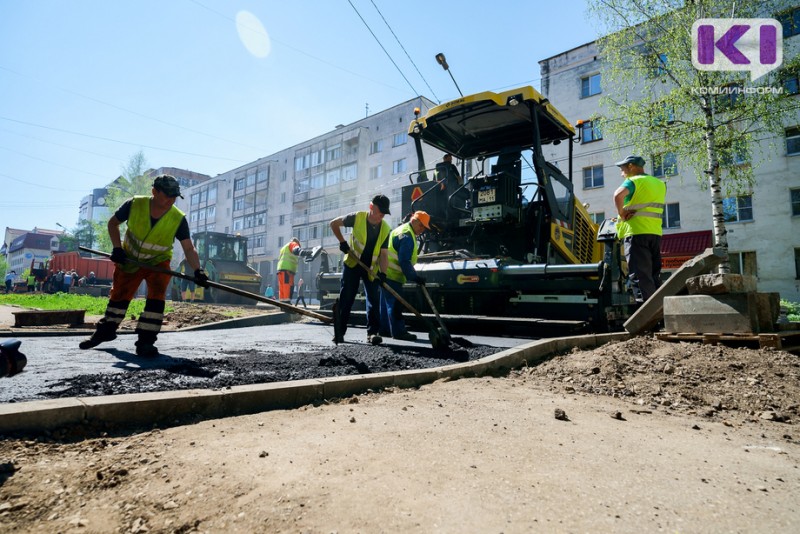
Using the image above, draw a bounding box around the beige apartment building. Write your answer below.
[538,8,800,299]
[180,96,442,294]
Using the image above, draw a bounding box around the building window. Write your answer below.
[326,169,340,186]
[662,202,680,229]
[650,53,668,77]
[582,165,604,189]
[729,251,757,277]
[342,163,357,182]
[257,169,267,182]
[369,140,383,154]
[191,192,200,205]
[720,139,749,166]
[234,178,246,191]
[791,188,800,216]
[246,172,256,186]
[278,237,284,248]
[778,7,800,38]
[280,192,286,203]
[652,152,678,177]
[281,171,287,182]
[795,248,800,279]
[393,132,407,146]
[233,218,243,231]
[370,165,382,180]
[327,144,341,161]
[580,120,602,143]
[233,198,244,211]
[781,64,800,96]
[722,195,753,223]
[786,127,800,156]
[392,158,407,174]
[590,212,605,224]
[310,173,324,189]
[580,73,601,98]
[279,215,285,226]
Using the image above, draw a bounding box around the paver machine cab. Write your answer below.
[396,86,632,334]
[174,231,261,304]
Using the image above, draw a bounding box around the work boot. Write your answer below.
[78,330,117,350]
[393,332,417,342]
[135,343,159,357]
[368,334,383,345]
[332,335,344,344]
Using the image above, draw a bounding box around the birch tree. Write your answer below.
[590,0,800,272]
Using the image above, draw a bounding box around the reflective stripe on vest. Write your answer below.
[343,211,391,274]
[386,222,418,283]
[621,175,666,237]
[277,242,299,272]
[122,196,184,271]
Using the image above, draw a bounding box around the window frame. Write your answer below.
[786,127,800,156]
[580,120,602,143]
[791,188,800,216]
[661,202,681,229]
[652,152,678,177]
[580,73,601,98]
[582,165,604,189]
[722,194,753,223]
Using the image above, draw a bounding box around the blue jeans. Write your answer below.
[337,263,381,337]
[379,279,409,337]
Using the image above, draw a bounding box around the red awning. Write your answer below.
[660,230,712,257]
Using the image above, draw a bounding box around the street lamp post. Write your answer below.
[435,53,463,97]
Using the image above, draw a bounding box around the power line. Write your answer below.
[346,0,420,97]
[0,64,263,152]
[367,0,439,102]
[0,172,90,192]
[0,116,248,163]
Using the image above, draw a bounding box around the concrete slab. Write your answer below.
[664,294,759,333]
[686,273,757,294]
[624,247,727,335]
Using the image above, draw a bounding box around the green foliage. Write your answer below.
[590,0,799,193]
[587,0,800,272]
[0,255,8,275]
[94,151,152,252]
[780,299,800,322]
[0,293,172,317]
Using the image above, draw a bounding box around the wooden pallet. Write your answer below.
[656,330,800,351]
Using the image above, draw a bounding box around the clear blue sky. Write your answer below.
[0,0,599,235]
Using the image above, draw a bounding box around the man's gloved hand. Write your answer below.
[110,247,127,264]
[339,241,350,254]
[377,272,387,285]
[194,269,210,288]
[415,276,426,286]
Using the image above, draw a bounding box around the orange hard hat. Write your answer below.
[412,210,431,229]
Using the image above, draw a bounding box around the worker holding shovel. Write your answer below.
[380,211,430,341]
[79,175,208,357]
[329,194,392,345]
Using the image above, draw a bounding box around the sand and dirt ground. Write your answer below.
[1,305,799,532]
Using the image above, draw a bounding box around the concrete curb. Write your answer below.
[0,332,630,434]
[0,311,295,338]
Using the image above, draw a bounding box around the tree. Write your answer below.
[71,218,96,250]
[589,0,800,272]
[94,151,153,251]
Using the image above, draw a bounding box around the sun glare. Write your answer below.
[236,10,270,58]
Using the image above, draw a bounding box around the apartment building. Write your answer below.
[538,8,800,299]
[181,96,442,293]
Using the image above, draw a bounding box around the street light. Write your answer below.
[435,52,463,97]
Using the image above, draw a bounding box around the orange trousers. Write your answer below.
[277,270,295,301]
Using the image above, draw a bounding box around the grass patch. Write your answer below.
[0,293,173,317]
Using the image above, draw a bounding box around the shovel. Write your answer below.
[78,247,340,335]
[348,255,448,350]
[418,284,472,348]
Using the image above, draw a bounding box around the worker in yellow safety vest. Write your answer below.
[613,155,667,303]
[277,237,302,302]
[329,194,392,345]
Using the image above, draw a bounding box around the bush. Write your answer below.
[780,299,800,322]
